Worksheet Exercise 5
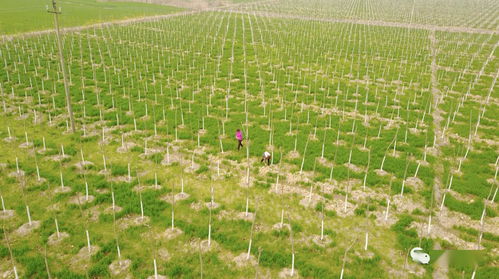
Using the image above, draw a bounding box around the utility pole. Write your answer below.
[47,0,76,133]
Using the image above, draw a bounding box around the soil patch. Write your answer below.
[103,205,123,214]
[188,238,218,253]
[404,177,425,191]
[48,232,70,245]
[161,192,190,203]
[272,223,291,231]
[344,163,364,173]
[157,248,171,261]
[279,268,299,278]
[233,252,257,267]
[325,197,356,217]
[69,194,95,205]
[0,210,15,219]
[47,154,70,162]
[236,211,255,222]
[117,215,150,230]
[54,186,72,194]
[161,227,183,240]
[15,221,41,236]
[109,259,131,276]
[311,235,333,247]
[70,245,100,271]
[117,142,137,153]
[133,184,161,192]
[8,170,24,178]
[74,161,94,170]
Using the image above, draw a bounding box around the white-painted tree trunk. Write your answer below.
[245,197,249,216]
[117,244,121,259]
[140,195,144,220]
[26,205,32,226]
[208,224,211,248]
[344,194,348,212]
[55,218,60,238]
[15,157,19,174]
[60,172,64,188]
[153,258,158,279]
[448,175,454,190]
[36,163,41,181]
[127,163,131,182]
[86,230,91,252]
[85,182,89,201]
[171,207,175,230]
[440,193,447,211]
[427,215,432,235]
[364,232,368,250]
[385,198,390,221]
[280,209,284,226]
[400,180,406,197]
[471,266,476,279]
[414,162,420,178]
[112,191,116,211]
[246,238,252,260]
[1,196,5,212]
[103,155,107,171]
[320,219,324,241]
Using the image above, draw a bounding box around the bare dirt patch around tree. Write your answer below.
[70,245,100,271]
[15,221,41,236]
[279,268,300,278]
[0,210,15,220]
[69,194,95,205]
[48,232,69,245]
[161,227,183,240]
[117,215,150,230]
[109,259,132,276]
[233,252,257,268]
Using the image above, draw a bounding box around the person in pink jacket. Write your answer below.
[236,129,243,150]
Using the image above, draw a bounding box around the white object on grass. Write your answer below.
[410,247,430,264]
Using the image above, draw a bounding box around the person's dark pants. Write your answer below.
[261,157,271,165]
[237,140,243,150]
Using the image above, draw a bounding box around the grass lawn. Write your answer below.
[0,0,184,35]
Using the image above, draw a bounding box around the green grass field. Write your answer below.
[0,0,184,35]
[0,0,497,277]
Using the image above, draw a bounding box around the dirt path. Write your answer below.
[432,250,449,279]
[220,10,497,35]
[429,28,444,206]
